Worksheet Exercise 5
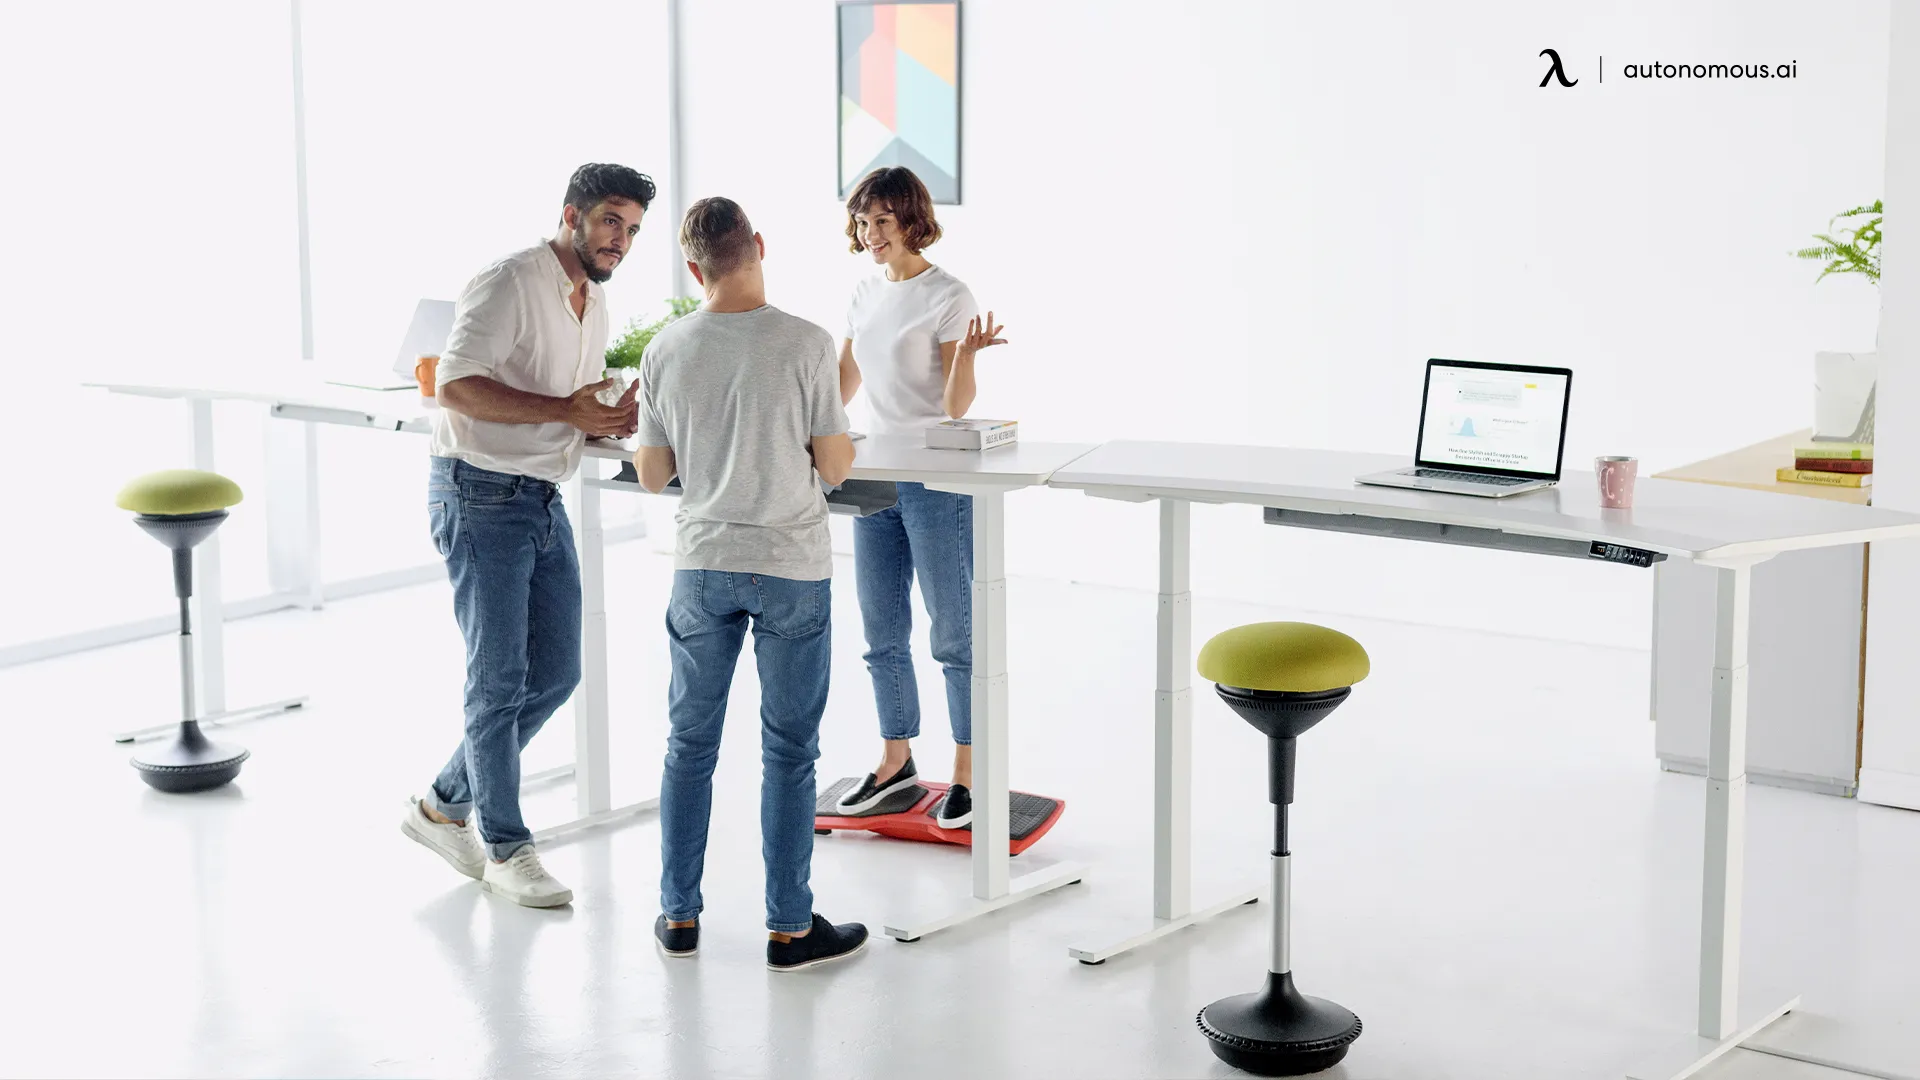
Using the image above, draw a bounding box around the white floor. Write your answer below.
[3,544,1917,1080]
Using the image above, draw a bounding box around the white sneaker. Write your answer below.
[400,796,483,880]
[481,845,573,908]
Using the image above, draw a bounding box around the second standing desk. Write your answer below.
[1048,439,1920,1080]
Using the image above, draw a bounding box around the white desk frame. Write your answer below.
[582,437,1100,941]
[1049,441,1920,1080]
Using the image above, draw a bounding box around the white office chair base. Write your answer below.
[1066,886,1261,965]
[884,861,1087,943]
[114,695,309,744]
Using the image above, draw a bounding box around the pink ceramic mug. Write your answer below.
[1596,456,1638,509]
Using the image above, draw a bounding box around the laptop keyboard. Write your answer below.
[1411,468,1530,486]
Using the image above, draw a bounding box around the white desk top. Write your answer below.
[1048,440,1920,562]
[95,373,1094,490]
[589,435,1098,490]
[88,369,432,422]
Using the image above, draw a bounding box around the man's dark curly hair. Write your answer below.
[564,163,656,221]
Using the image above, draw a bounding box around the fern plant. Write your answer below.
[1793,200,1883,285]
[605,296,701,369]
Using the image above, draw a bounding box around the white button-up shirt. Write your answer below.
[430,240,608,482]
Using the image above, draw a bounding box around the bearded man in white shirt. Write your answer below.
[398,163,651,907]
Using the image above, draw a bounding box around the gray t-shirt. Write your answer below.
[636,305,849,581]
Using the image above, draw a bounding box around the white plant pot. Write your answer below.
[1813,351,1876,443]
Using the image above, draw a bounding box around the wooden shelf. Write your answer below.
[1655,428,1871,505]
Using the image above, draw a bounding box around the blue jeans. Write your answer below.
[660,570,832,933]
[425,457,582,861]
[853,482,972,745]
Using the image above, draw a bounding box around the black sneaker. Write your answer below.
[655,915,699,957]
[935,784,973,829]
[767,913,869,972]
[834,757,919,814]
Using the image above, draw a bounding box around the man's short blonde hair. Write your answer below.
[680,197,757,280]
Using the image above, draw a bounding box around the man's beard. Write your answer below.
[574,233,616,284]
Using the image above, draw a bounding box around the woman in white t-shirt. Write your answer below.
[830,166,1006,830]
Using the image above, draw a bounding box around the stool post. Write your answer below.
[177,598,196,728]
[1271,849,1291,977]
[1268,737,1295,980]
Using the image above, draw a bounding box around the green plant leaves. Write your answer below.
[604,296,700,369]
[1793,200,1882,285]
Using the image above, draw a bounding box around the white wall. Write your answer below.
[1861,0,1920,810]
[676,0,1889,649]
[0,1,672,650]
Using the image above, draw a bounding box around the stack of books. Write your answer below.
[1777,441,1873,489]
[926,418,1019,451]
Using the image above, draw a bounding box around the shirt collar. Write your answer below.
[537,239,600,312]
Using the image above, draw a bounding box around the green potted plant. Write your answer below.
[599,296,700,403]
[1792,201,1882,444]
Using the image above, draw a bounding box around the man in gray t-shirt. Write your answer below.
[637,304,845,579]
[631,197,869,970]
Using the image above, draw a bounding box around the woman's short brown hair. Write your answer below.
[844,166,944,255]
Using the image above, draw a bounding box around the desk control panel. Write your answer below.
[1587,541,1658,567]
[1262,507,1666,568]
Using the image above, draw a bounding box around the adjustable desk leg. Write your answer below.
[883,487,1084,942]
[189,397,227,717]
[1066,498,1257,965]
[532,459,656,846]
[1629,560,1808,1079]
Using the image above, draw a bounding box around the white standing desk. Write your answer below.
[585,435,1100,941]
[1048,440,1920,1080]
[89,371,656,845]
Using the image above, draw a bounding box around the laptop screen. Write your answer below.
[1415,360,1572,478]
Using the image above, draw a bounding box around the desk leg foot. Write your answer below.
[114,696,309,744]
[1066,886,1262,965]
[531,796,660,847]
[1626,995,1800,1080]
[882,861,1086,942]
[519,764,576,790]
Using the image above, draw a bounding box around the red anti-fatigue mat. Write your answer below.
[813,778,1064,855]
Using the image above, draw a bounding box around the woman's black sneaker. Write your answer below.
[767,913,869,971]
[935,784,973,829]
[655,915,699,957]
[834,757,919,814]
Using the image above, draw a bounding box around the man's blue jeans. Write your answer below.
[425,457,581,861]
[659,570,832,933]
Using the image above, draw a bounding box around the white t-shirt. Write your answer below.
[844,265,978,435]
[431,241,607,482]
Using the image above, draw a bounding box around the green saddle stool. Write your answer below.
[1193,621,1369,1076]
[116,470,250,793]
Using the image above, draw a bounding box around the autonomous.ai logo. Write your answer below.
[1540,48,1577,87]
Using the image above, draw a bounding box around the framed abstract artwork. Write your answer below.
[837,1,961,204]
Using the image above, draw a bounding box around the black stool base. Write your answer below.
[132,724,249,793]
[1197,972,1361,1076]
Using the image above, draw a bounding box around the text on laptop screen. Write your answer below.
[1418,365,1569,474]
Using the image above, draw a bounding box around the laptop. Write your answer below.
[320,298,458,391]
[1356,358,1573,498]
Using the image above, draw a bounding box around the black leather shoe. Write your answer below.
[655,914,699,957]
[767,913,868,971]
[833,757,919,814]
